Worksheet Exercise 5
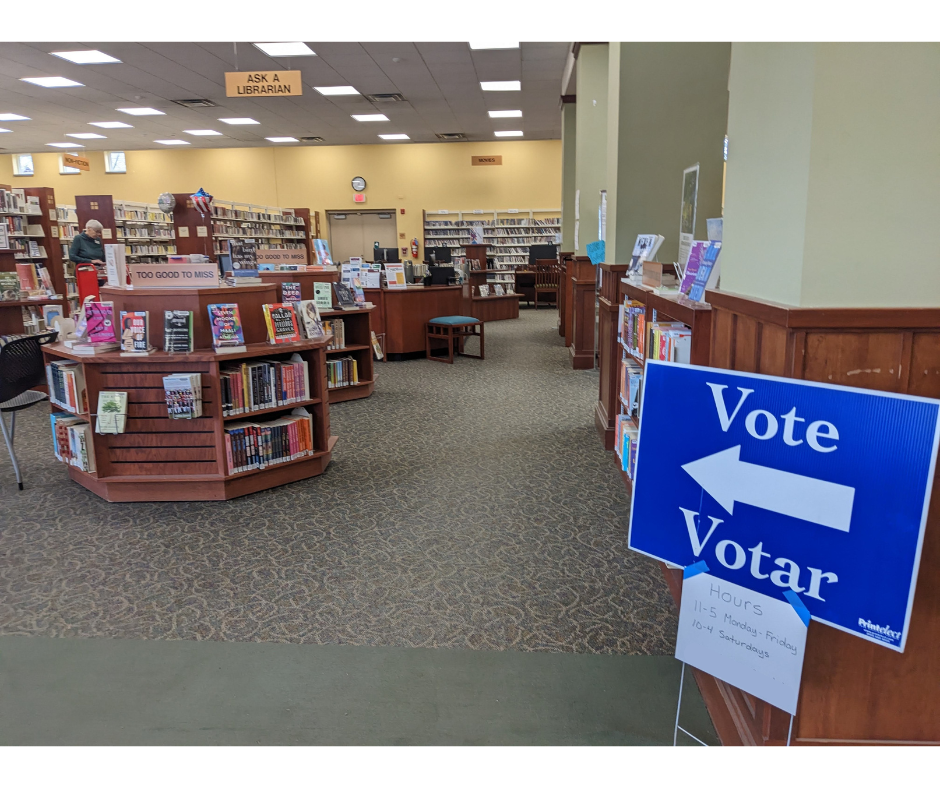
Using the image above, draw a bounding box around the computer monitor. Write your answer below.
[528,244,557,267]
[375,247,400,264]
[428,265,454,286]
[426,246,452,265]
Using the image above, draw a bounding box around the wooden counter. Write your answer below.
[362,285,463,358]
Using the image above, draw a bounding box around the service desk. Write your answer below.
[363,285,463,359]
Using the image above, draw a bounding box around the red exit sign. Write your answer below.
[353,193,366,203]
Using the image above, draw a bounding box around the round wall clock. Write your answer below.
[351,176,367,192]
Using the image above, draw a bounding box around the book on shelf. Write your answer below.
[629,234,665,274]
[163,373,203,419]
[119,311,153,354]
[50,412,86,464]
[16,262,37,291]
[207,303,247,353]
[42,304,64,327]
[371,330,384,360]
[37,266,54,293]
[505,283,515,295]
[313,282,333,311]
[324,319,345,350]
[313,239,333,266]
[332,282,358,310]
[327,355,359,389]
[84,301,117,344]
[493,283,505,296]
[105,244,128,287]
[647,321,692,363]
[620,357,644,419]
[621,299,646,358]
[619,418,639,479]
[224,407,315,474]
[687,241,721,302]
[164,310,194,353]
[45,359,88,414]
[220,353,310,416]
[351,276,366,307]
[95,391,128,435]
[262,303,301,344]
[478,284,490,297]
[0,271,19,301]
[295,300,325,339]
[281,282,301,303]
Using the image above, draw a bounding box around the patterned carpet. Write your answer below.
[0,309,678,654]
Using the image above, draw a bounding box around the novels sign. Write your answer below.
[225,70,303,97]
[129,264,220,288]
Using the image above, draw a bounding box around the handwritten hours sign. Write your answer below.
[225,71,303,97]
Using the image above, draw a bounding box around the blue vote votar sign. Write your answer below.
[629,360,940,652]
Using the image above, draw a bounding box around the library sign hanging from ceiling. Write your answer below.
[224,71,303,97]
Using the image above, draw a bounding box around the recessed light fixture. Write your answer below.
[21,76,84,88]
[0,113,30,121]
[66,133,106,139]
[253,42,316,57]
[0,128,12,133]
[50,50,121,64]
[218,117,260,125]
[378,134,409,140]
[494,130,524,137]
[89,121,132,128]
[351,114,389,122]
[315,86,360,96]
[488,109,523,118]
[481,81,521,91]
[117,107,165,116]
[46,142,84,148]
[154,139,190,145]
[469,42,520,50]
[183,129,223,136]
[266,137,299,143]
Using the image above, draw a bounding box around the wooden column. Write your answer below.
[562,254,576,347]
[569,256,596,370]
[594,262,630,449]
[75,195,118,247]
[558,252,572,338]
[696,288,940,746]
[171,193,216,260]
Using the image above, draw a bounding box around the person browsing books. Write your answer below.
[69,220,106,279]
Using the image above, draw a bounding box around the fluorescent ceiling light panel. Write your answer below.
[218,117,259,125]
[50,50,121,64]
[0,128,11,133]
[494,130,524,137]
[352,114,389,122]
[0,113,30,121]
[488,109,523,118]
[266,137,299,143]
[89,121,132,128]
[183,129,223,136]
[469,41,520,50]
[379,134,409,140]
[481,81,521,91]
[46,142,84,147]
[154,139,189,145]
[66,132,106,139]
[314,85,360,96]
[253,42,316,57]
[117,107,164,116]
[21,76,84,88]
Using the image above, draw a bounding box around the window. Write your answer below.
[59,154,81,175]
[104,151,126,173]
[12,153,33,176]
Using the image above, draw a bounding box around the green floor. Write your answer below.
[0,636,717,745]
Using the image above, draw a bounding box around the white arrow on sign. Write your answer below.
[681,445,855,532]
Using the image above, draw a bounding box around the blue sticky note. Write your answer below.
[586,240,605,264]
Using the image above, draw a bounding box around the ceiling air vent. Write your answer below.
[365,92,405,103]
[172,98,218,109]
[300,136,325,143]
[436,133,467,142]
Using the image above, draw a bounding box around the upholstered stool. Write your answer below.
[426,316,484,364]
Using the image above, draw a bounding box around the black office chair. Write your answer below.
[0,331,58,490]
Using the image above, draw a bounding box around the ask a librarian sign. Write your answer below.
[225,71,303,97]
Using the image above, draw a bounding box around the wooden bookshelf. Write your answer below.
[462,244,521,321]
[40,282,336,502]
[75,196,176,266]
[423,208,560,269]
[56,204,80,313]
[321,305,376,403]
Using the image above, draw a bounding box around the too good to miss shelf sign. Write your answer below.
[129,264,219,288]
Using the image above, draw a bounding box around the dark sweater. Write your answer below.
[69,232,105,264]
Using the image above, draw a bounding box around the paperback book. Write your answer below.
[95,391,128,435]
[313,282,333,311]
[262,303,301,344]
[207,303,246,353]
[493,284,506,296]
[478,285,490,297]
[224,407,315,474]
[164,310,194,353]
[119,311,152,354]
[629,234,665,274]
[371,330,384,360]
[219,353,310,416]
[16,262,37,291]
[84,301,117,344]
[324,319,345,350]
[313,239,333,267]
[295,300,325,339]
[351,277,366,307]
[45,359,89,414]
[281,282,301,303]
[0,271,19,301]
[332,282,358,310]
[163,373,203,419]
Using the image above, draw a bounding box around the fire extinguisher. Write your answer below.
[411,238,419,259]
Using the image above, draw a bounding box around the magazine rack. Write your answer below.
[41,283,335,501]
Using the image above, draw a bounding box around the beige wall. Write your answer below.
[1,139,562,253]
[723,43,940,308]
[574,43,609,252]
[606,42,730,266]
[560,101,577,253]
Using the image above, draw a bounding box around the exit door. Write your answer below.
[328,211,398,262]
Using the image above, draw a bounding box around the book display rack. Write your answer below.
[423,208,560,268]
[462,243,521,322]
[40,283,336,502]
[320,304,376,403]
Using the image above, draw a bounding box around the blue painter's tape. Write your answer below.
[683,560,709,579]
[784,590,811,627]
[586,240,605,264]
